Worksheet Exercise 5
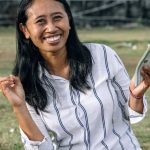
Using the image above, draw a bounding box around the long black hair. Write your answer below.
[13,0,92,113]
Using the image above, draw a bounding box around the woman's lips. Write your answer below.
[44,35,61,44]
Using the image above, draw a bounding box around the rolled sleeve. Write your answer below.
[129,95,148,124]
[20,128,53,150]
[19,103,54,150]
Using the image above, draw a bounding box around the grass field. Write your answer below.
[0,26,150,150]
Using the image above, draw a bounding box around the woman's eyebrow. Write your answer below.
[35,15,46,20]
[35,12,63,20]
[51,12,64,16]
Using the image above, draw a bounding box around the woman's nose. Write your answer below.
[45,21,57,33]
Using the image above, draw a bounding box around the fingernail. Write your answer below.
[10,84,15,88]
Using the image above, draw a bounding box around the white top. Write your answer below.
[20,43,147,150]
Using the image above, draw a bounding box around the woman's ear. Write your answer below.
[19,23,30,39]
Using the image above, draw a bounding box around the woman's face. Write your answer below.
[21,0,70,56]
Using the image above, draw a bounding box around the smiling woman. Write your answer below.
[19,0,71,78]
[0,0,150,150]
[20,0,70,57]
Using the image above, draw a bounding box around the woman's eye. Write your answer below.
[36,19,45,24]
[53,16,62,21]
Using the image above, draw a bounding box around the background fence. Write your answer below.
[0,0,150,27]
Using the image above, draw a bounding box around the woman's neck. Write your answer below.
[41,50,69,79]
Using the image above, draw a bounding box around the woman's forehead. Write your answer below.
[26,0,65,18]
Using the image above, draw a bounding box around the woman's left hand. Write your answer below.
[129,65,150,113]
[130,64,150,99]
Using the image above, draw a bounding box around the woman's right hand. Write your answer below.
[1,75,45,141]
[0,75,25,108]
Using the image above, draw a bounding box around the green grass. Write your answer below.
[0,27,23,150]
[0,26,150,149]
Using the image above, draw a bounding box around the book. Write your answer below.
[135,44,150,86]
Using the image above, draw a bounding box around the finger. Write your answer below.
[9,76,21,91]
[0,80,15,93]
[0,76,17,90]
[13,77,24,90]
[0,76,11,83]
[141,65,150,76]
[140,68,150,80]
[9,75,17,81]
[141,69,150,80]
[143,75,150,87]
[9,75,15,82]
[140,73,150,89]
[0,77,15,86]
[0,75,16,82]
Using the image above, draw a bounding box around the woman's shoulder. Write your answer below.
[83,43,116,57]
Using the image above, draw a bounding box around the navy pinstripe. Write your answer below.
[76,90,91,150]
[70,89,89,149]
[90,73,107,138]
[112,78,137,150]
[103,45,125,150]
[112,78,128,103]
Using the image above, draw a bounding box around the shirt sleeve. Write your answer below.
[128,95,148,124]
[20,103,54,150]
[105,45,148,124]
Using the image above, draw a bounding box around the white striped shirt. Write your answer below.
[20,43,147,150]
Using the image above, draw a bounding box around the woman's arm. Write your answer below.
[14,104,44,141]
[0,75,44,141]
[0,75,54,149]
[105,44,148,123]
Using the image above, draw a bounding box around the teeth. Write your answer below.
[45,35,61,43]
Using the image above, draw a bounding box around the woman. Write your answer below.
[0,0,150,149]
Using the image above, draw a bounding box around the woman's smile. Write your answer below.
[43,34,61,44]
